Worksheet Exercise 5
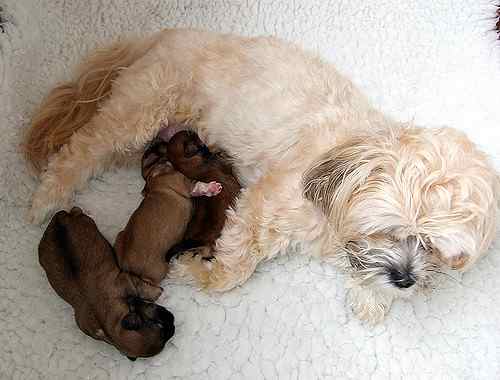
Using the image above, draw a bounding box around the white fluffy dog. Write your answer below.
[25,29,500,322]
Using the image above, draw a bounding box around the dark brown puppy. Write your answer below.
[165,131,241,259]
[39,207,175,360]
[114,139,221,287]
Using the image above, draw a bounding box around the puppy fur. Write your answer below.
[114,138,221,287]
[26,29,500,322]
[164,130,241,259]
[39,207,175,359]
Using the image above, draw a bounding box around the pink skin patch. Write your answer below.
[157,121,190,142]
[191,181,222,197]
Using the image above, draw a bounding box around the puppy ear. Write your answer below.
[121,313,142,330]
[302,137,383,227]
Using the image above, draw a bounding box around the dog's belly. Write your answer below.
[154,29,368,185]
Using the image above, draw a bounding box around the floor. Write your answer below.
[1,1,500,379]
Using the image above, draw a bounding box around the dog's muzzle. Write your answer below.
[347,236,425,290]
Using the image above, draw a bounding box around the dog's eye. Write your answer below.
[416,237,431,252]
[121,313,142,330]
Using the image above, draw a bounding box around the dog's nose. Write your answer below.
[160,321,175,342]
[70,207,83,215]
[156,306,175,342]
[389,269,416,288]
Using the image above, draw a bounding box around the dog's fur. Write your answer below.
[163,130,241,259]
[38,207,175,359]
[496,3,500,37]
[114,137,221,287]
[26,29,500,322]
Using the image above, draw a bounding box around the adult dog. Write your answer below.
[25,29,500,322]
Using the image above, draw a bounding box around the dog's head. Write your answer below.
[141,138,173,179]
[166,130,212,178]
[100,297,175,360]
[303,126,499,296]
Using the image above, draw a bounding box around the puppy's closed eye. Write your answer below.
[121,313,142,330]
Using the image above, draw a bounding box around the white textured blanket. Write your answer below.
[1,1,500,379]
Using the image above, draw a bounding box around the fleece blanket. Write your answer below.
[1,1,500,379]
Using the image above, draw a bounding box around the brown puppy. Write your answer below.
[114,139,221,287]
[38,207,175,360]
[164,130,241,259]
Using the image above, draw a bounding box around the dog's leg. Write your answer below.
[29,61,187,224]
[172,204,263,291]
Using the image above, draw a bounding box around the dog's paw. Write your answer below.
[350,299,388,324]
[29,184,71,225]
[347,285,392,324]
[28,201,60,225]
[169,252,213,287]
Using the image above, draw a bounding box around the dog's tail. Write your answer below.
[23,34,160,173]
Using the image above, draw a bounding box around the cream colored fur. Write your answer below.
[27,29,500,322]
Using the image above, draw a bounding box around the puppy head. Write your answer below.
[104,297,175,360]
[166,131,212,178]
[141,138,173,179]
[40,207,112,279]
[303,126,499,296]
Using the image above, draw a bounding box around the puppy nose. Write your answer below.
[70,207,83,215]
[160,321,175,342]
[157,307,175,342]
[389,270,416,288]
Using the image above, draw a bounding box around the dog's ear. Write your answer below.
[121,313,142,330]
[302,137,384,228]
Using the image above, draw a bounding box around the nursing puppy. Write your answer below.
[39,207,175,360]
[114,138,222,287]
[163,130,241,259]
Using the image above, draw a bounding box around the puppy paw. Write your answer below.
[129,275,163,301]
[191,181,223,197]
[205,181,223,196]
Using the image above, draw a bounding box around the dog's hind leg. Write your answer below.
[29,60,190,224]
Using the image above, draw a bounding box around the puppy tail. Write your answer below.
[23,33,161,173]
